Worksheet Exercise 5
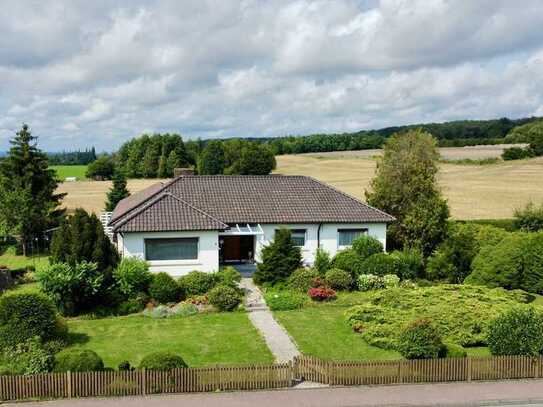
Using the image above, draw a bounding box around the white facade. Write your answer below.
[117,223,387,276]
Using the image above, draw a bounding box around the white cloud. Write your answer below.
[0,0,543,150]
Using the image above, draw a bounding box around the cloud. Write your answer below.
[0,0,543,150]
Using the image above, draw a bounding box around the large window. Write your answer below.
[145,238,198,261]
[338,228,368,247]
[275,229,306,247]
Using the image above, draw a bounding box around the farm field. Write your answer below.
[54,145,543,219]
[51,165,88,180]
[66,313,274,368]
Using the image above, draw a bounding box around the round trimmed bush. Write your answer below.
[352,235,383,259]
[208,284,242,311]
[361,253,399,277]
[487,306,543,356]
[139,351,187,370]
[54,349,104,372]
[217,266,242,286]
[444,343,467,358]
[398,319,444,359]
[0,292,60,349]
[331,249,365,278]
[178,271,218,296]
[287,268,319,292]
[264,290,305,311]
[325,268,352,290]
[149,273,182,304]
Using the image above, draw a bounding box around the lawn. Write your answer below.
[51,165,88,180]
[66,313,274,368]
[275,306,401,361]
[0,246,48,271]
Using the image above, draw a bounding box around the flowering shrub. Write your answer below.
[357,274,383,291]
[308,286,336,301]
[383,274,400,288]
[185,294,209,305]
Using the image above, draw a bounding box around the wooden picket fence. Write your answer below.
[0,363,293,401]
[294,354,543,386]
[2,355,543,401]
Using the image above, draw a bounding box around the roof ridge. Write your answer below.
[165,193,228,228]
[306,176,396,222]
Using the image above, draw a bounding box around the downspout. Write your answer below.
[317,223,322,249]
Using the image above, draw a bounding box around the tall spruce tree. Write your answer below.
[198,141,226,175]
[105,171,130,211]
[365,129,449,256]
[0,124,65,255]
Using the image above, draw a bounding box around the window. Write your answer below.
[338,228,368,247]
[275,229,306,247]
[145,238,198,261]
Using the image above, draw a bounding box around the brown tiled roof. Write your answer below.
[114,193,228,232]
[110,181,166,223]
[110,175,394,232]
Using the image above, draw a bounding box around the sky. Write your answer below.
[1,0,543,152]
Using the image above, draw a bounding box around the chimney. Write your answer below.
[174,167,195,177]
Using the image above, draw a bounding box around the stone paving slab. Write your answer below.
[240,278,300,362]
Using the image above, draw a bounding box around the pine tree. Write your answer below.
[166,149,181,177]
[0,124,65,255]
[105,171,130,212]
[253,229,302,284]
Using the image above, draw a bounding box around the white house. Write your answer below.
[109,175,394,276]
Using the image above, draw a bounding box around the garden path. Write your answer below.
[240,278,300,362]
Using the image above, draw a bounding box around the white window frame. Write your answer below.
[274,228,307,248]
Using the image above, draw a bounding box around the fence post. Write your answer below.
[141,368,146,395]
[467,358,472,382]
[326,360,331,385]
[536,357,541,379]
[398,361,403,384]
[66,371,72,399]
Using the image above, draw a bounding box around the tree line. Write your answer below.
[47,148,97,165]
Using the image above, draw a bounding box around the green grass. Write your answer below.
[0,246,48,271]
[66,313,274,368]
[275,306,401,361]
[51,165,88,180]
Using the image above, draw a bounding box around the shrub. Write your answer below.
[149,273,182,304]
[142,303,198,319]
[325,268,352,290]
[466,232,543,294]
[514,202,543,232]
[54,349,104,372]
[253,229,302,285]
[287,268,319,292]
[117,293,149,316]
[217,266,241,286]
[391,248,424,280]
[357,274,384,291]
[487,306,543,356]
[398,319,444,359]
[138,352,187,370]
[264,290,305,311]
[331,249,365,279]
[171,303,199,317]
[361,253,399,276]
[313,248,331,276]
[113,257,152,297]
[308,286,336,301]
[382,274,400,288]
[502,146,535,161]
[352,235,383,259]
[0,292,61,349]
[118,361,133,371]
[36,261,105,315]
[208,284,242,311]
[178,271,218,296]
[444,343,467,358]
[2,337,55,375]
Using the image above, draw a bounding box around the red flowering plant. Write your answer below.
[308,286,336,301]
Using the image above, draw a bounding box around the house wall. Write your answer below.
[118,222,387,276]
[255,223,387,266]
[118,230,219,276]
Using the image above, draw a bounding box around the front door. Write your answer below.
[220,235,255,263]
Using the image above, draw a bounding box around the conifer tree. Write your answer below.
[105,171,130,212]
[0,124,65,254]
[253,229,302,284]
